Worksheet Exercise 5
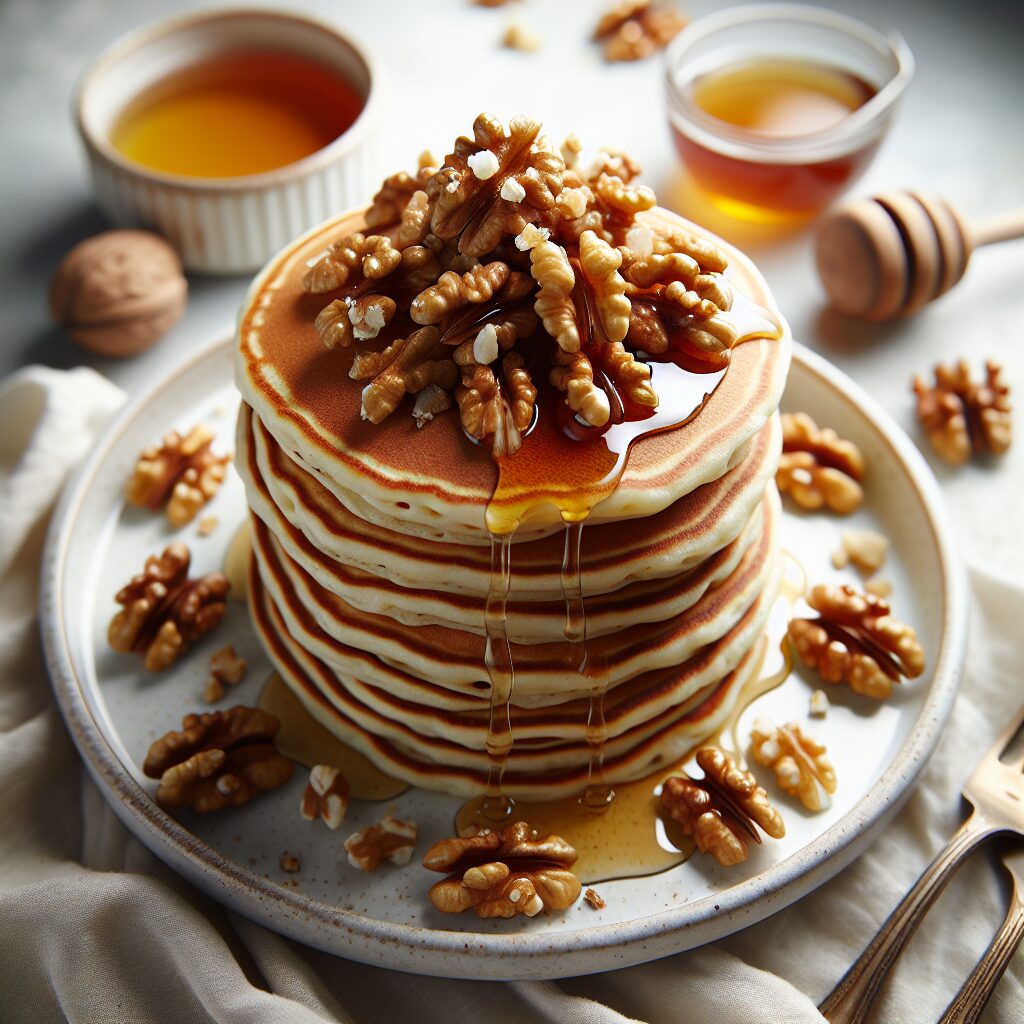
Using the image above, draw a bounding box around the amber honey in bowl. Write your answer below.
[110,48,364,178]
[665,5,913,222]
[671,57,879,218]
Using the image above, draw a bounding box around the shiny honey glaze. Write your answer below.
[477,290,782,823]
[259,672,408,801]
[111,49,364,178]
[223,519,253,602]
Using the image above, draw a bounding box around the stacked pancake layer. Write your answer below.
[235,208,792,800]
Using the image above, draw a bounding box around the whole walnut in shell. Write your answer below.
[50,230,187,357]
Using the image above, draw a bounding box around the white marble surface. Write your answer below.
[1,0,1021,575]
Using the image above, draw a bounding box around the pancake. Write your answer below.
[250,554,771,799]
[250,487,779,701]
[235,207,791,543]
[238,402,781,638]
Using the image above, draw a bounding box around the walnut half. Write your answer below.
[423,821,582,918]
[750,717,837,812]
[661,747,785,866]
[777,412,865,514]
[143,706,293,812]
[108,543,229,671]
[913,360,1011,464]
[788,583,925,699]
[125,424,231,528]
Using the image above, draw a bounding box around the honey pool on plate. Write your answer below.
[671,58,879,218]
[110,49,364,178]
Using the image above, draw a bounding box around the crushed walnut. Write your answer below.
[143,706,293,812]
[125,424,231,528]
[661,747,784,866]
[204,644,246,703]
[913,360,1011,464]
[345,815,417,870]
[197,515,219,537]
[502,18,542,52]
[594,0,687,62]
[750,717,837,812]
[583,887,606,910]
[809,689,830,718]
[300,764,350,830]
[777,412,865,514]
[304,113,739,457]
[280,851,301,873]
[423,821,582,918]
[788,583,925,699]
[831,528,889,574]
[108,543,229,671]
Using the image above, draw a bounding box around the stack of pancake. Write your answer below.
[235,207,791,800]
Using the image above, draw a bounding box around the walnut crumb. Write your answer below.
[204,645,246,702]
[345,815,417,871]
[280,851,301,873]
[197,515,219,537]
[839,529,889,573]
[809,689,830,718]
[502,19,542,52]
[584,888,606,910]
[300,764,349,830]
[865,578,893,599]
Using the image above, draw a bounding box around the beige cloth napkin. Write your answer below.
[1,365,1021,1023]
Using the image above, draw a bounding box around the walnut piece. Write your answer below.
[832,528,889,573]
[280,851,301,873]
[345,815,417,870]
[584,887,606,910]
[750,717,837,812]
[203,644,246,703]
[595,0,687,62]
[661,747,785,866]
[456,353,537,457]
[428,113,565,257]
[350,326,458,424]
[125,425,230,528]
[503,18,542,52]
[412,383,454,428]
[300,764,350,830]
[788,583,925,699]
[777,412,865,514]
[913,360,1012,464]
[809,689,830,718]
[109,543,229,672]
[423,821,582,918]
[143,706,293,812]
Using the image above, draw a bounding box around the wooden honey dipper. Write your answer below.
[815,191,1024,320]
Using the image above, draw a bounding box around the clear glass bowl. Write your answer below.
[665,4,914,221]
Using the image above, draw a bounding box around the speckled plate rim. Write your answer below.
[40,334,968,980]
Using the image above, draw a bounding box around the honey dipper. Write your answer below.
[815,191,1024,320]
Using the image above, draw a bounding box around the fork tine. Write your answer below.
[989,702,1024,769]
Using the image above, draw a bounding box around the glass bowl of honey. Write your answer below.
[665,4,913,222]
[76,9,381,273]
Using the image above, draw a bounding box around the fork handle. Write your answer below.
[819,815,997,1024]
[938,886,1024,1024]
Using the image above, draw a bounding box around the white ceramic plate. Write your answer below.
[41,334,967,980]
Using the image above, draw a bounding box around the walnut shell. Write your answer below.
[49,230,187,357]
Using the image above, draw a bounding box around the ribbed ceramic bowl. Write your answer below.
[75,8,382,274]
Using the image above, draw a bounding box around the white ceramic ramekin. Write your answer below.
[75,8,382,275]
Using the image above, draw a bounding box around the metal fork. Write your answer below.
[937,844,1024,1024]
[819,702,1024,1024]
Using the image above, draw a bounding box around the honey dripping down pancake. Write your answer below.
[234,112,790,823]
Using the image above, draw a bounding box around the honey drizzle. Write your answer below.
[481,533,516,821]
[472,291,783,824]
